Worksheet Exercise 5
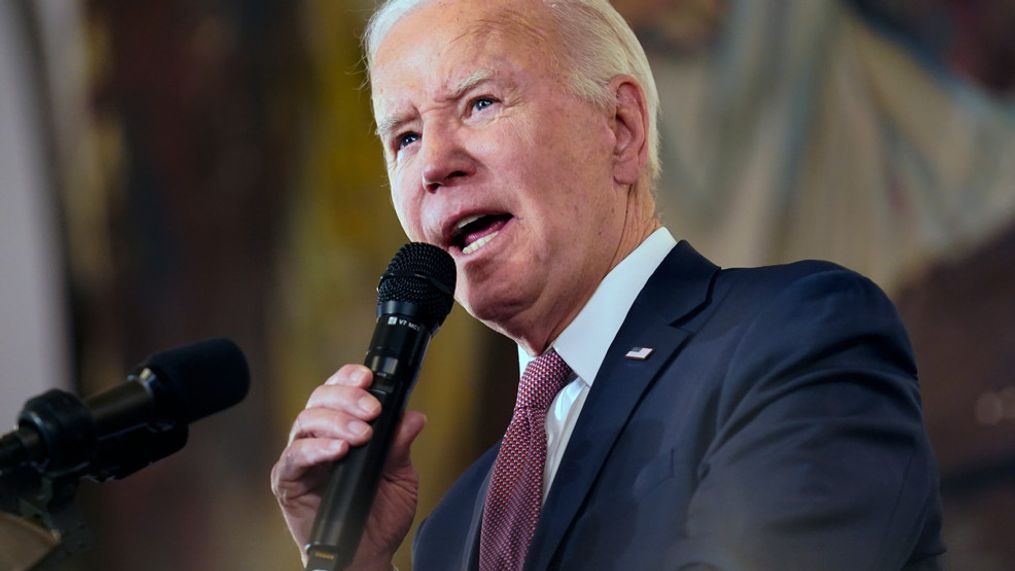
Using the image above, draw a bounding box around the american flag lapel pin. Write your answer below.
[625,347,654,360]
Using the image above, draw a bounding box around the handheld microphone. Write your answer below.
[304,243,456,571]
[0,337,250,481]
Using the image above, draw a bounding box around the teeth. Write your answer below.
[455,214,484,231]
[461,230,500,255]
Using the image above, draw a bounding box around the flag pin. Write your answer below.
[625,347,653,360]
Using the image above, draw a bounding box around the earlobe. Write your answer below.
[610,77,649,187]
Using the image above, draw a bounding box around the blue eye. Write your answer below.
[472,97,495,112]
[397,132,419,150]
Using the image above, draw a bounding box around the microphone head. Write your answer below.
[377,242,456,330]
[141,337,250,424]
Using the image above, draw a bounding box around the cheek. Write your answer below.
[390,178,422,240]
[393,206,417,240]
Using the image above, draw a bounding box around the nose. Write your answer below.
[420,128,475,192]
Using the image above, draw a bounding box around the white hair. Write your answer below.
[363,0,661,182]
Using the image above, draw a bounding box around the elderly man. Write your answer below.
[271,0,944,569]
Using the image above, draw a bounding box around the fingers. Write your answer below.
[271,437,349,500]
[289,407,374,445]
[275,364,382,499]
[288,366,383,446]
[276,364,427,504]
[305,384,381,419]
[325,364,373,388]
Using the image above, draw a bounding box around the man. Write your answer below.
[271,0,944,569]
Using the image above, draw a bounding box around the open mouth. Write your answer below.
[450,213,513,255]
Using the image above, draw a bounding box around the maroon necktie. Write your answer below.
[479,349,574,571]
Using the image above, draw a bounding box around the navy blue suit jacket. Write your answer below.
[414,242,944,570]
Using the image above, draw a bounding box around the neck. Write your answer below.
[509,182,660,356]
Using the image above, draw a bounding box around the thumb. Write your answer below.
[385,410,427,472]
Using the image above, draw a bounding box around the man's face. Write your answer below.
[370,0,632,348]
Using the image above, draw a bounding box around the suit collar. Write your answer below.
[524,241,719,570]
[629,240,719,326]
[517,227,678,387]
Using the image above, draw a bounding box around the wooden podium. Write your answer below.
[0,513,57,571]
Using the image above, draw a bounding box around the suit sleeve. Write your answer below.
[670,268,942,570]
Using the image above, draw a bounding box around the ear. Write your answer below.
[608,76,649,187]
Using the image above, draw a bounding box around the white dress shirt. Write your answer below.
[516,227,677,500]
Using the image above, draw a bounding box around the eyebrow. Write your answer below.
[375,68,496,139]
[447,68,495,100]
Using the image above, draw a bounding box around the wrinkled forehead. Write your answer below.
[368,1,561,103]
[368,0,555,60]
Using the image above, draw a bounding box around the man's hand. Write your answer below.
[270,364,426,570]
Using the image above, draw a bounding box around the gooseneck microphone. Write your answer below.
[0,338,249,482]
[304,243,456,571]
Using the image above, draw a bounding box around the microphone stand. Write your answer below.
[0,387,189,570]
[0,463,92,570]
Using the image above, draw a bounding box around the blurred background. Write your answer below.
[1,0,1012,569]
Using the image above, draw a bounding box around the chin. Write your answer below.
[458,279,532,330]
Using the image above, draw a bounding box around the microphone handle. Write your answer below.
[305,313,431,571]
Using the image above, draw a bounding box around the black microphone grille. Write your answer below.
[377,242,457,330]
[141,337,250,424]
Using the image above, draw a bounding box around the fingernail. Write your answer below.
[325,374,340,385]
[358,396,379,414]
[351,368,369,384]
[349,420,370,436]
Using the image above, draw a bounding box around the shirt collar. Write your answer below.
[518,227,677,385]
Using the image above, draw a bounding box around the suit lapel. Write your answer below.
[463,446,497,571]
[524,241,718,570]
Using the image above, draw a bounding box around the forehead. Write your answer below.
[369,0,559,109]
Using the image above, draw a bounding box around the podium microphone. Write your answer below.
[0,337,250,481]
